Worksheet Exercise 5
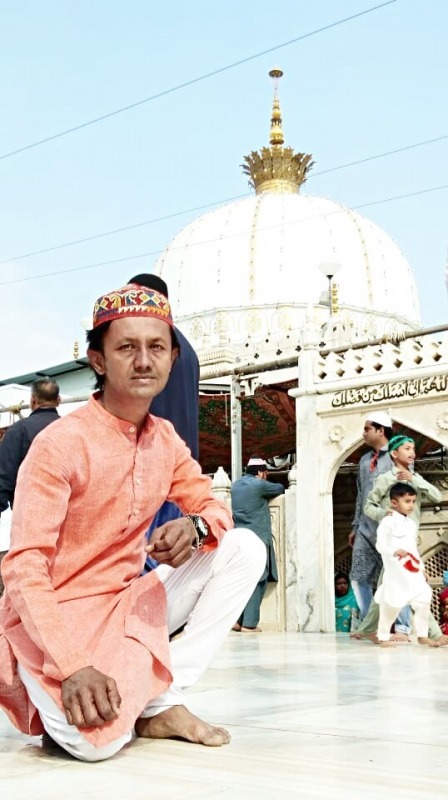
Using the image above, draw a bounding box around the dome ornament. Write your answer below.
[241,68,314,195]
[268,66,284,146]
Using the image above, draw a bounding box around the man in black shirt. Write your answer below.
[0,378,60,593]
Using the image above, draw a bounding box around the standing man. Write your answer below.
[0,378,60,595]
[348,411,393,619]
[0,283,265,762]
[231,456,285,632]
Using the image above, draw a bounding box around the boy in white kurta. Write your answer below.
[375,482,433,647]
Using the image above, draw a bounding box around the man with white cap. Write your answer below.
[348,411,393,618]
[231,456,285,632]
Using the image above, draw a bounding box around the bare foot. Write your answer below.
[240,626,262,633]
[418,637,439,647]
[390,633,411,642]
[379,640,400,647]
[231,623,242,632]
[350,632,378,643]
[135,705,231,747]
[436,635,448,647]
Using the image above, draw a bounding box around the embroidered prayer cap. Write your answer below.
[247,456,267,468]
[92,284,174,329]
[365,411,392,429]
[388,434,415,453]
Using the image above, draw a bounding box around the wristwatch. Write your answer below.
[186,514,209,549]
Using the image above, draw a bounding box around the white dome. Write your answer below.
[155,191,421,352]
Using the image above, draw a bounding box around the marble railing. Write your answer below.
[316,330,448,385]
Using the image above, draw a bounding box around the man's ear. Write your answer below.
[87,348,105,375]
[171,346,180,367]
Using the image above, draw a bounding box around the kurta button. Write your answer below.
[129,426,135,433]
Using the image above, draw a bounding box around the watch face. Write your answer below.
[191,515,208,540]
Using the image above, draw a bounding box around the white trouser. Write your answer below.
[377,595,431,641]
[18,528,265,761]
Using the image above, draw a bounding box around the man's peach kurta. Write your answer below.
[0,396,232,746]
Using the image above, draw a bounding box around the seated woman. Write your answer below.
[335,571,360,632]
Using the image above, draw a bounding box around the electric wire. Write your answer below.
[1,130,445,265]
[1,181,445,287]
[0,1,396,162]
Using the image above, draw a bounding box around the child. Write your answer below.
[361,433,443,642]
[364,434,442,524]
[335,572,359,632]
[374,482,434,647]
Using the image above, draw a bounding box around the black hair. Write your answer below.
[128,273,169,298]
[389,481,417,500]
[371,422,393,441]
[86,322,111,391]
[334,571,350,584]
[31,377,60,403]
[246,464,265,476]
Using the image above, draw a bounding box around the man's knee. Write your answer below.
[227,528,266,575]
[45,728,132,762]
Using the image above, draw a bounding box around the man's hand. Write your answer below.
[145,518,196,568]
[396,469,413,482]
[348,530,356,548]
[61,666,121,728]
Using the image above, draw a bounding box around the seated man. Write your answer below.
[0,283,265,762]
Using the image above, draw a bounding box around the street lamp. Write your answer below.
[318,261,342,315]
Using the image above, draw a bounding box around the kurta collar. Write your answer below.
[87,393,155,437]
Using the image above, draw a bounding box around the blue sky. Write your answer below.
[0,0,446,379]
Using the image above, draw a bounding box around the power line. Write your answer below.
[1,128,445,266]
[0,194,249,264]
[0,1,397,162]
[313,133,448,177]
[1,181,445,288]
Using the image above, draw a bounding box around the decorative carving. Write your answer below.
[244,311,263,334]
[437,410,448,431]
[328,424,345,443]
[189,318,205,340]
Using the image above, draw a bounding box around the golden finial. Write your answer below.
[73,339,80,360]
[330,282,340,315]
[269,67,284,146]
[241,68,314,195]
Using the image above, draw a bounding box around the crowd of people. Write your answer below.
[341,412,447,647]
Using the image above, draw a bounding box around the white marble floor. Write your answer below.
[1,632,448,799]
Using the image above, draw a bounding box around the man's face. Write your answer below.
[362,422,384,448]
[89,316,178,406]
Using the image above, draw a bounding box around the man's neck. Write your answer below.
[373,438,388,453]
[99,392,149,433]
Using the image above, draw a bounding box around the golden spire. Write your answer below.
[241,68,314,195]
[73,339,80,360]
[269,67,284,145]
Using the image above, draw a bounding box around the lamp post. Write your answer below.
[318,261,341,315]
